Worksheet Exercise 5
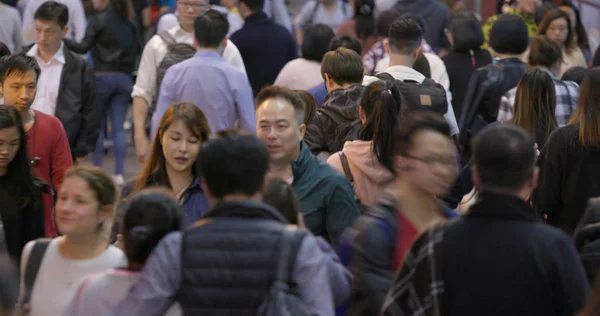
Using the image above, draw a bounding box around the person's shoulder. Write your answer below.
[2,4,19,15]
[35,111,64,128]
[104,245,127,264]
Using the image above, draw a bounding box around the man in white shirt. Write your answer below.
[156,5,244,37]
[21,0,86,45]
[363,17,459,136]
[132,0,247,162]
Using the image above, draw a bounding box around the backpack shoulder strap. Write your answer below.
[23,239,52,307]
[375,72,396,83]
[338,152,354,186]
[158,30,176,46]
[307,0,321,25]
[277,226,307,285]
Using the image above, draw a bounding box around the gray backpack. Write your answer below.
[146,31,197,131]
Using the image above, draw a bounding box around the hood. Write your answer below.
[322,84,365,121]
[342,140,395,184]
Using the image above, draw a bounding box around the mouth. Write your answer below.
[267,144,281,151]
[174,157,189,164]
[0,157,8,164]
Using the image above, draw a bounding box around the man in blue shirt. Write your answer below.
[151,10,255,136]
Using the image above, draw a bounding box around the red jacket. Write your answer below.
[27,110,73,237]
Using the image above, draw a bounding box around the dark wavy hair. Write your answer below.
[0,105,41,209]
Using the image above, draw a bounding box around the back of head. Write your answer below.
[360,79,403,174]
[570,67,600,149]
[388,17,423,56]
[449,11,485,53]
[122,189,184,265]
[293,90,317,124]
[194,9,229,48]
[472,124,536,192]
[241,0,264,12]
[376,10,401,38]
[490,14,529,55]
[302,24,335,63]
[512,68,557,143]
[329,35,362,55]
[0,43,10,59]
[321,47,364,86]
[198,130,270,199]
[561,66,589,85]
[263,177,300,224]
[528,35,563,68]
[353,0,375,40]
[34,1,69,28]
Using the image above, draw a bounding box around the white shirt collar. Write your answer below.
[27,42,66,65]
[171,24,192,37]
[383,65,425,82]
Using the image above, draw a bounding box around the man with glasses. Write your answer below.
[131,0,246,163]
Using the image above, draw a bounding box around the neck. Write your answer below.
[222,193,262,202]
[166,166,194,192]
[535,66,558,77]
[269,162,293,180]
[329,82,354,92]
[180,23,193,33]
[59,234,107,260]
[20,109,33,124]
[392,179,441,232]
[388,54,414,68]
[495,53,522,60]
[37,45,60,63]
[481,187,530,201]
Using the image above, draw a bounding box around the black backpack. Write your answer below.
[319,107,362,154]
[375,72,448,115]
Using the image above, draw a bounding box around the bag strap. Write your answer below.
[276,226,307,285]
[158,30,176,46]
[338,152,354,186]
[307,0,320,26]
[23,239,51,307]
[375,72,396,83]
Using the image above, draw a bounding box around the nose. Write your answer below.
[19,87,29,100]
[179,140,189,153]
[266,127,277,140]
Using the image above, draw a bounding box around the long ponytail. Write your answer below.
[359,80,403,175]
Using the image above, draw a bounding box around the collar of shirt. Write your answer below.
[382,65,425,82]
[193,50,222,60]
[27,42,66,65]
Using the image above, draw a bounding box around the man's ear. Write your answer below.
[222,38,228,49]
[413,46,422,59]
[384,39,390,55]
[61,26,69,38]
[299,123,306,140]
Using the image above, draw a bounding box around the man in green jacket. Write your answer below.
[482,0,541,49]
[255,86,360,245]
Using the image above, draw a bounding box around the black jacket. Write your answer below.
[63,7,142,73]
[443,191,589,316]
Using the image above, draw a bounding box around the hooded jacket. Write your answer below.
[327,140,395,205]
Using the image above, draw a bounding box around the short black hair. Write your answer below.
[449,11,484,53]
[489,14,529,55]
[0,55,40,84]
[193,9,229,48]
[34,1,69,28]
[321,47,364,85]
[0,42,10,59]
[528,35,562,68]
[240,0,264,12]
[376,10,401,37]
[121,190,183,264]
[388,17,423,55]
[302,24,335,63]
[256,86,306,125]
[472,124,535,191]
[329,35,362,55]
[561,66,589,85]
[198,130,270,198]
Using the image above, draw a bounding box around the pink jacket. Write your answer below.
[327,140,395,205]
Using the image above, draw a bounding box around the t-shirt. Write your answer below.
[62,269,181,316]
[18,238,126,316]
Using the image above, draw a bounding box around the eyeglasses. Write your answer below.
[177,1,210,10]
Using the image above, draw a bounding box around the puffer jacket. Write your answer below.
[304,84,365,157]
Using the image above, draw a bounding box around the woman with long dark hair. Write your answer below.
[63,0,142,186]
[510,69,558,147]
[327,79,403,205]
[122,102,211,226]
[0,105,45,264]
[557,0,593,64]
[538,8,587,77]
[535,68,600,235]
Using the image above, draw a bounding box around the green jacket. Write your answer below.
[292,142,360,244]
[482,8,537,49]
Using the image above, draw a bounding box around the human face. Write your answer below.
[402,130,458,197]
[559,5,577,31]
[547,17,569,46]
[33,19,67,52]
[518,0,541,14]
[0,70,37,112]
[176,0,210,29]
[161,120,202,174]
[0,126,20,175]
[56,176,105,236]
[257,99,305,165]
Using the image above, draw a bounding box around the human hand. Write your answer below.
[134,135,150,163]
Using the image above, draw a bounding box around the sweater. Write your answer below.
[28,110,73,237]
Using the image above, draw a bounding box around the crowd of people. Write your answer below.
[1,0,600,314]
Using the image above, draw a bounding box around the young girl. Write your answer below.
[0,105,45,263]
[62,188,184,316]
[18,165,126,316]
[122,102,211,226]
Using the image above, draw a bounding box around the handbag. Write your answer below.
[257,225,311,316]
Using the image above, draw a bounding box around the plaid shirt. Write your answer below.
[497,71,579,126]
